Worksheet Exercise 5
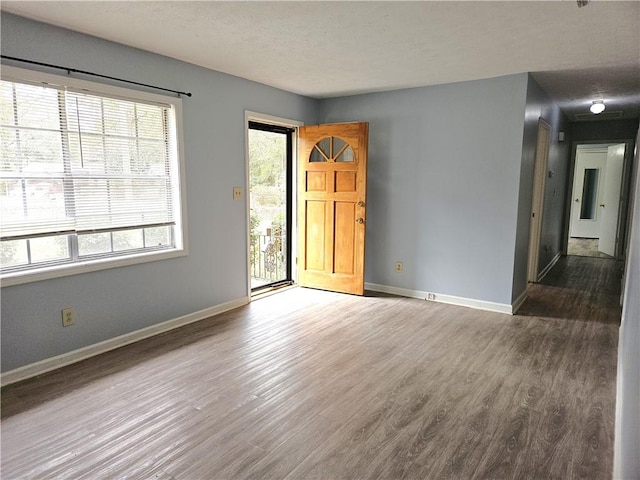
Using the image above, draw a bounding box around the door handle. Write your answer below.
[575,198,580,202]
[356,218,365,224]
[357,201,366,207]
[600,204,605,208]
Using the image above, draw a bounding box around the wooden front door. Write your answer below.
[297,122,368,295]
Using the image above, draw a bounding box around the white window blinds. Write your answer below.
[0,79,177,241]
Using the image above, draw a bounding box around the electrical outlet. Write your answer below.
[61,307,75,327]
[233,187,242,200]
[427,293,436,301]
[395,262,403,273]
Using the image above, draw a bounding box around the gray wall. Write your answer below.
[0,14,319,372]
[512,75,571,302]
[614,126,640,479]
[536,85,571,275]
[318,75,529,306]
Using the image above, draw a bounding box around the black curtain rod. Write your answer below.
[1,55,192,98]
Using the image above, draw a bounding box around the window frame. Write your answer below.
[0,66,188,287]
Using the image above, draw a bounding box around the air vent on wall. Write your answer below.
[573,111,623,121]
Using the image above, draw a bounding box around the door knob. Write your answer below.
[357,201,366,207]
[600,204,605,208]
[356,218,365,224]
[575,198,580,202]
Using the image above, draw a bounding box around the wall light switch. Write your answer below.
[233,187,242,200]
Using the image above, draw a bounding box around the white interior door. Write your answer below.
[570,148,607,238]
[598,144,626,256]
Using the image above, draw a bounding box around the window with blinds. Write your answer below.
[0,67,185,282]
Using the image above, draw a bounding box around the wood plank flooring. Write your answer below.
[1,256,622,479]
[567,238,614,259]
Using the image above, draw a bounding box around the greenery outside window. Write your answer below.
[0,66,186,286]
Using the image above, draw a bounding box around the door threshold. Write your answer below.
[251,283,297,300]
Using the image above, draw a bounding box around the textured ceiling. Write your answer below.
[2,1,639,120]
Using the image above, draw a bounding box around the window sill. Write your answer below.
[0,248,188,287]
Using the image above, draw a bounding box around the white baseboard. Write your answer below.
[1,296,250,387]
[511,289,528,315]
[537,251,562,282]
[365,282,513,315]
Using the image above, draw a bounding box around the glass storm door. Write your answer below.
[248,121,293,292]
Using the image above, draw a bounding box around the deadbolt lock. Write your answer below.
[357,201,366,207]
[356,218,365,224]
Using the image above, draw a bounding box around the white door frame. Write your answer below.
[527,118,551,283]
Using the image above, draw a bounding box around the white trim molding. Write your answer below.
[244,111,304,129]
[365,283,515,315]
[1,296,249,386]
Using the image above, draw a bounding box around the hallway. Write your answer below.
[522,255,623,320]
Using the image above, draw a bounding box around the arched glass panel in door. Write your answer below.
[309,136,355,162]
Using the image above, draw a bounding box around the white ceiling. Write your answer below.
[2,1,640,120]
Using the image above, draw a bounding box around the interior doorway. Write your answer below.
[568,143,627,259]
[247,121,294,293]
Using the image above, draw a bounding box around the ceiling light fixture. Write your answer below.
[577,0,590,7]
[590,101,605,114]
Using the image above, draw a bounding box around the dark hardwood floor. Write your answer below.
[1,255,622,479]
